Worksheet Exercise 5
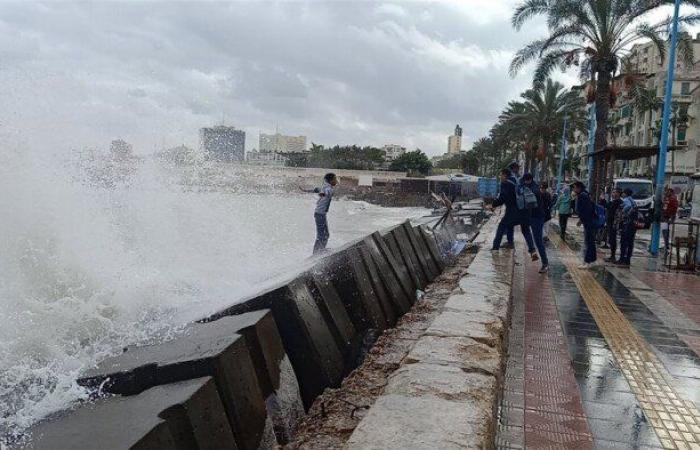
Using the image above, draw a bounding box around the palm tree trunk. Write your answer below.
[593,70,612,196]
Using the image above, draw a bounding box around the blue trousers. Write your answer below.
[583,224,597,263]
[313,213,329,254]
[530,217,548,266]
[492,218,535,252]
[619,224,636,264]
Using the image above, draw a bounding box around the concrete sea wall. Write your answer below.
[21,219,473,450]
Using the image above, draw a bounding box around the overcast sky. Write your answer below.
[0,1,694,156]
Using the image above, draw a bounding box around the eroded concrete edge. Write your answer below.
[347,213,515,449]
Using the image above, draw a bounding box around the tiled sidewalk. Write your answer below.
[496,233,700,449]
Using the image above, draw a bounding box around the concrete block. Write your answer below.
[384,363,497,409]
[424,310,504,348]
[326,248,388,332]
[444,290,510,322]
[404,335,501,377]
[308,271,360,365]
[203,276,346,410]
[418,226,446,272]
[371,232,414,304]
[79,318,271,450]
[393,225,429,288]
[358,243,397,326]
[402,222,437,282]
[25,377,237,450]
[408,224,440,278]
[346,394,491,450]
[360,236,410,315]
[386,228,425,291]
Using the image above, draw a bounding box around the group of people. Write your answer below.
[486,161,677,271]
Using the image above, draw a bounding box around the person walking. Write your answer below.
[661,187,679,250]
[301,173,338,255]
[504,160,521,249]
[488,168,537,260]
[617,188,638,267]
[605,188,623,263]
[555,185,573,240]
[573,181,597,269]
[522,174,549,273]
[597,194,609,248]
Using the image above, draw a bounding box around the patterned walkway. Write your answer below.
[496,232,700,449]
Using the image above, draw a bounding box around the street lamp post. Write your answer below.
[650,0,682,256]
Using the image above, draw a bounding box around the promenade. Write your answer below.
[496,231,700,449]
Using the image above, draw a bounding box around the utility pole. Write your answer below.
[557,116,569,195]
[650,0,681,256]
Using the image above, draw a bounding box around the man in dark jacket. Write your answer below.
[573,181,597,268]
[605,188,623,262]
[488,168,536,258]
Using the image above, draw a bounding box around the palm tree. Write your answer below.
[632,85,664,146]
[497,79,585,178]
[510,0,699,158]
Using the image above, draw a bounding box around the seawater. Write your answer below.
[0,149,425,446]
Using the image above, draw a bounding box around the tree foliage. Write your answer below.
[389,150,433,176]
[510,0,699,168]
[288,145,386,170]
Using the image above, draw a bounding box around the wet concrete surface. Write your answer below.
[497,233,700,449]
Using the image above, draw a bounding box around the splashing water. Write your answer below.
[0,148,424,446]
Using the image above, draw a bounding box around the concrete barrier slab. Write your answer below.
[358,244,397,327]
[401,222,437,282]
[360,237,409,316]
[382,231,421,293]
[403,335,501,377]
[309,271,360,365]
[79,318,270,450]
[393,226,429,288]
[408,224,440,279]
[369,233,413,312]
[418,226,446,272]
[346,394,491,449]
[25,377,236,450]
[372,233,416,308]
[424,311,504,348]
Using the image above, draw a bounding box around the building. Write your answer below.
[448,125,463,155]
[259,132,307,153]
[200,126,245,162]
[570,34,700,182]
[246,150,288,167]
[382,144,406,161]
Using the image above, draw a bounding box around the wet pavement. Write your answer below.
[496,232,700,449]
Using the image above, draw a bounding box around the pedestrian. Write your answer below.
[573,181,597,269]
[605,188,623,263]
[555,185,573,239]
[487,168,537,260]
[504,160,521,249]
[300,173,338,255]
[617,188,638,267]
[523,174,549,273]
[540,181,553,242]
[661,187,679,250]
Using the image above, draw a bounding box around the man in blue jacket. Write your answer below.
[573,181,597,268]
[488,168,537,259]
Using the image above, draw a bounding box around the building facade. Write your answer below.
[246,150,288,167]
[570,34,700,183]
[259,132,307,153]
[382,144,406,161]
[448,124,463,155]
[200,126,245,162]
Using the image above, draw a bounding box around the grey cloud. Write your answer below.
[0,1,548,155]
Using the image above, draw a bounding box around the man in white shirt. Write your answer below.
[301,173,338,255]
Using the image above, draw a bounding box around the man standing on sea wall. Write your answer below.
[301,173,338,255]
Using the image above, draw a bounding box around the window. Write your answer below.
[681,82,691,95]
[677,128,687,142]
[621,105,632,118]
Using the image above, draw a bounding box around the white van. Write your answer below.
[613,178,654,223]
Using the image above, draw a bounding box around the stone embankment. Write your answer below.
[21,216,493,450]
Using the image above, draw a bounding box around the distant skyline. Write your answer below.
[0,1,696,157]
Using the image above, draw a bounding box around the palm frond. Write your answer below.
[512,0,550,30]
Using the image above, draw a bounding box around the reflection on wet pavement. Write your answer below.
[496,232,700,449]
